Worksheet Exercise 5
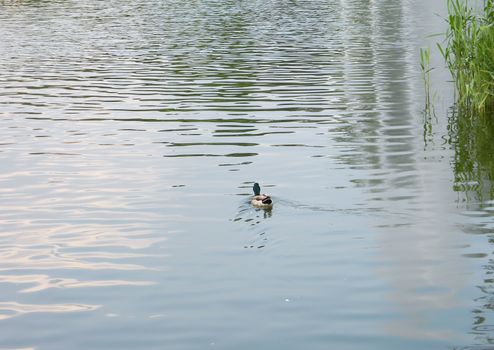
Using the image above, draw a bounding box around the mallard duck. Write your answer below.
[251,183,273,208]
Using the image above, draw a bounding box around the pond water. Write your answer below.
[1,0,494,349]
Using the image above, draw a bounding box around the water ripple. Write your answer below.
[0,301,99,321]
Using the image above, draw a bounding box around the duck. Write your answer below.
[251,182,273,208]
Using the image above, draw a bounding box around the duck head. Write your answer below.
[253,182,261,196]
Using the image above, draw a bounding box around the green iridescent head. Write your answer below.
[253,183,261,196]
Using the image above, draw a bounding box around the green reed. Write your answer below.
[438,0,494,115]
[420,47,433,114]
[420,47,437,147]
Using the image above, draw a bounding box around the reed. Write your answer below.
[438,0,494,116]
[420,47,433,114]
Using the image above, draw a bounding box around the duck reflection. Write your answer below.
[233,182,274,249]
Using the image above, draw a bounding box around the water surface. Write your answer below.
[0,0,493,349]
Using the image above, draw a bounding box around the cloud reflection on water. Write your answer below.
[0,301,100,321]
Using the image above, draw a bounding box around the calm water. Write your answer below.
[1,0,494,349]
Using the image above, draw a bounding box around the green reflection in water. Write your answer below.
[449,107,494,202]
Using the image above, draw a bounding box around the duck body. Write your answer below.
[251,194,273,207]
[251,183,273,208]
